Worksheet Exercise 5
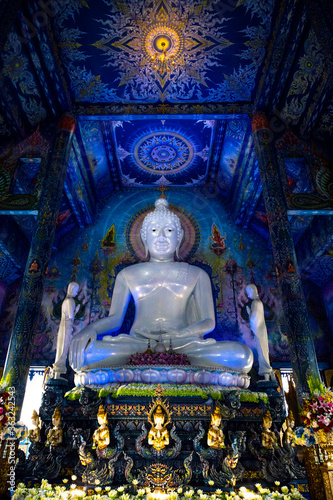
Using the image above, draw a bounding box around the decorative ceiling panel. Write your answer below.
[113,118,214,187]
[52,0,275,104]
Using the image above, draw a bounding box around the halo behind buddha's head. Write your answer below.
[140,197,184,258]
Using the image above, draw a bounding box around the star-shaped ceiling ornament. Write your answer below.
[92,0,232,101]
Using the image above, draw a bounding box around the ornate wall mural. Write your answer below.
[79,120,115,199]
[216,119,249,197]
[51,0,274,104]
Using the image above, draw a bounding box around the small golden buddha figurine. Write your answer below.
[28,409,41,443]
[261,410,277,450]
[92,405,110,450]
[148,401,170,451]
[282,411,296,447]
[207,406,225,449]
[47,407,63,447]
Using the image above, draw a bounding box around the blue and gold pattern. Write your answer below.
[114,119,214,187]
[134,132,193,175]
[52,0,274,103]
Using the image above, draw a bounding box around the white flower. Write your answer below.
[281,486,289,494]
[208,481,214,486]
[132,479,139,486]
[177,488,183,494]
[108,490,118,498]
[137,489,146,497]
[118,487,125,492]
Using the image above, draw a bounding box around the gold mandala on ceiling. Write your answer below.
[142,24,184,63]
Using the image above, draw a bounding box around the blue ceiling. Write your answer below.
[53,0,274,104]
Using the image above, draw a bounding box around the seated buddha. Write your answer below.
[69,197,253,374]
[148,404,169,451]
[207,406,225,450]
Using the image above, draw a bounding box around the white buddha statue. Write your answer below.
[69,198,253,374]
[246,283,275,381]
[53,281,80,380]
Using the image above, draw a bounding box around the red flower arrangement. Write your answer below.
[301,387,333,434]
[128,351,191,366]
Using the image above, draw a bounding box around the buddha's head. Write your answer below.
[52,407,62,427]
[263,410,272,429]
[245,283,259,300]
[286,411,295,429]
[97,405,108,426]
[153,405,165,427]
[211,406,222,427]
[67,281,79,297]
[31,409,39,428]
[141,198,184,261]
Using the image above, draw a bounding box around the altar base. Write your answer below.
[15,379,308,494]
[74,365,251,388]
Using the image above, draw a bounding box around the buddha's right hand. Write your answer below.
[69,326,97,371]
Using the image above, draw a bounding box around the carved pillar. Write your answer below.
[0,115,76,416]
[251,112,320,400]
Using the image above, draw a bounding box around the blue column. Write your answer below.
[252,112,321,400]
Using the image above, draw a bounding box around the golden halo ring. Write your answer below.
[142,24,183,61]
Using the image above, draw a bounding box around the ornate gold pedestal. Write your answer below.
[305,447,325,500]
[311,431,333,500]
[320,442,333,500]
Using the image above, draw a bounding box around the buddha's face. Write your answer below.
[263,417,272,429]
[146,218,179,260]
[154,415,165,427]
[246,285,256,299]
[287,418,295,429]
[52,415,61,427]
[32,416,39,427]
[98,415,107,426]
[69,282,79,297]
[212,416,221,427]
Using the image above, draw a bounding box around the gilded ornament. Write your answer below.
[207,406,225,450]
[92,405,110,450]
[28,409,41,443]
[261,410,277,450]
[147,396,172,451]
[47,407,63,447]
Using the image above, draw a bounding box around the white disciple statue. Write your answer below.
[53,281,80,380]
[69,198,253,374]
[246,283,275,381]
